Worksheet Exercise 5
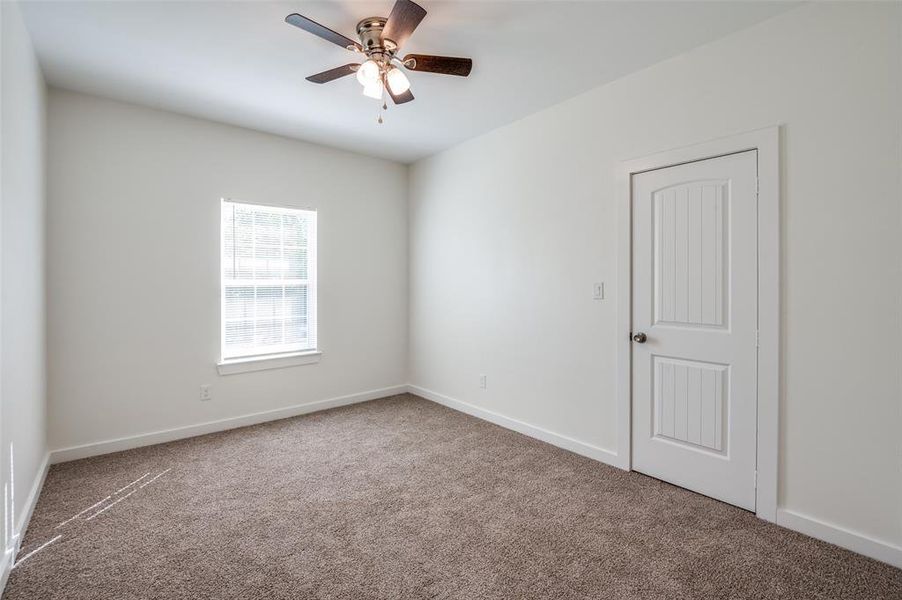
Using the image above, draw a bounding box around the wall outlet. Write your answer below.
[199,384,212,401]
[593,282,605,300]
[479,375,487,390]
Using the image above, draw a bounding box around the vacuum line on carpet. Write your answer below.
[115,472,151,495]
[139,469,171,489]
[13,535,62,568]
[55,496,111,529]
[85,490,137,521]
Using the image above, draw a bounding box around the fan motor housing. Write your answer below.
[356,17,397,56]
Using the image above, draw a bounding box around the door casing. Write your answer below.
[615,127,780,522]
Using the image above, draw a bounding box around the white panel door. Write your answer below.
[631,150,758,511]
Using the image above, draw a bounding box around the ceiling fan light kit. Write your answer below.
[355,60,381,86]
[363,80,385,100]
[386,68,410,94]
[285,0,472,119]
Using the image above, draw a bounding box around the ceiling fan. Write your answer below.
[285,0,472,108]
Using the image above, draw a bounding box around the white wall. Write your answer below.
[46,89,408,451]
[0,0,48,561]
[409,1,902,552]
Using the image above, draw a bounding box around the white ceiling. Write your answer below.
[20,1,797,163]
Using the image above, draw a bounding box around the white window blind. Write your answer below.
[221,200,317,360]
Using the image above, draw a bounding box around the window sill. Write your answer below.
[217,351,322,375]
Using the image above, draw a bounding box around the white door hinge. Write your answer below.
[755,330,760,348]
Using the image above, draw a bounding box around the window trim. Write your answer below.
[219,198,319,367]
[217,350,322,376]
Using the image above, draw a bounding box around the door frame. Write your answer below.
[615,126,780,522]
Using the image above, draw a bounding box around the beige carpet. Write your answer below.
[4,394,901,599]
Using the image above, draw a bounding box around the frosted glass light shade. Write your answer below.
[362,80,384,99]
[385,67,410,94]
[356,60,380,85]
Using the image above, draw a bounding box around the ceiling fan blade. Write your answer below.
[285,14,362,52]
[381,0,427,49]
[403,54,472,77]
[387,86,415,105]
[306,63,360,84]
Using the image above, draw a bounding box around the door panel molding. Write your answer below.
[615,126,780,523]
[652,355,729,454]
[632,151,758,510]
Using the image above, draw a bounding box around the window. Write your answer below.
[220,200,317,362]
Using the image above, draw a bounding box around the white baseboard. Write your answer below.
[14,452,50,555]
[0,550,10,597]
[50,385,408,464]
[407,385,622,468]
[1,451,51,596]
[777,508,902,569]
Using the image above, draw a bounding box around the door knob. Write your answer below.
[632,332,647,343]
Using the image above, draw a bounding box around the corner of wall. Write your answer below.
[403,160,415,386]
[0,3,52,594]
